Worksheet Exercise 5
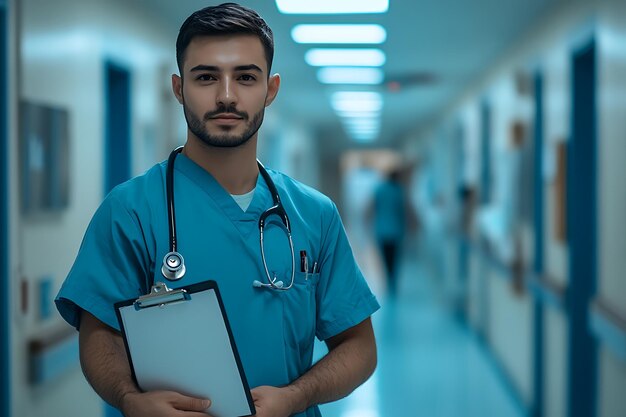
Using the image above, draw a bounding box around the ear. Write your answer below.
[171,74,184,104]
[264,73,281,107]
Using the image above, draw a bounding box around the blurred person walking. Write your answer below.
[367,168,417,296]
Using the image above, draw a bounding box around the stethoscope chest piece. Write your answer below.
[161,251,186,281]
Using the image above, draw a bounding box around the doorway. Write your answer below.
[104,62,132,194]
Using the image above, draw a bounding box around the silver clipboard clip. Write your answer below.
[134,282,191,310]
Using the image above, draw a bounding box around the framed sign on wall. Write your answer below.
[19,101,70,214]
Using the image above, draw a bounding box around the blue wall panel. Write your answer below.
[567,39,598,417]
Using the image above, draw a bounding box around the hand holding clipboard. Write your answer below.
[115,280,255,417]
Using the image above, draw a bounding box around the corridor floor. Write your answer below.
[314,256,527,417]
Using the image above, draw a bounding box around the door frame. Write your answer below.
[1,0,10,415]
[531,69,545,417]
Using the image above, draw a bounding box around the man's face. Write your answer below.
[172,35,279,148]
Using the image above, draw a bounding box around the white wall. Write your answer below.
[544,306,567,417]
[259,112,321,189]
[488,269,533,405]
[542,44,569,288]
[598,346,626,417]
[597,0,626,319]
[12,0,177,416]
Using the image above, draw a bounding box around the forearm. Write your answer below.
[79,311,139,410]
[288,318,377,414]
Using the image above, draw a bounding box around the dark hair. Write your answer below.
[176,2,274,75]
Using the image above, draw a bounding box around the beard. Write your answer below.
[183,101,264,148]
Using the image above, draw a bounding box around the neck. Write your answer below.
[182,135,259,195]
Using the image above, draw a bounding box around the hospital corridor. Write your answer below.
[2,1,626,417]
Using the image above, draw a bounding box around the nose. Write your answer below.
[216,77,237,108]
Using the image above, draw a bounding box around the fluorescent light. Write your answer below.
[305,49,386,67]
[318,67,384,85]
[331,91,383,112]
[345,127,381,134]
[344,122,380,133]
[336,111,382,119]
[342,116,381,125]
[332,92,382,113]
[344,122,381,130]
[333,101,383,112]
[276,0,389,14]
[350,132,378,142]
[292,24,386,44]
[332,91,382,102]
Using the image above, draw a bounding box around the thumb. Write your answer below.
[170,392,211,411]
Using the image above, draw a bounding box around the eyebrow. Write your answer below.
[189,64,263,73]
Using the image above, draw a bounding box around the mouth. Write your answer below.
[210,113,244,120]
[208,114,245,127]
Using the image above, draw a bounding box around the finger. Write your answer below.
[169,392,211,411]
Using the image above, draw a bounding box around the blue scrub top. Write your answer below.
[55,154,379,417]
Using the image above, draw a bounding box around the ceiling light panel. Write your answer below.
[276,0,389,14]
[292,24,387,44]
[336,111,382,119]
[331,92,383,112]
[350,132,379,142]
[332,91,383,102]
[317,67,384,85]
[305,49,386,67]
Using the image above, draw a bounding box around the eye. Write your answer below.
[238,74,256,83]
[196,74,216,82]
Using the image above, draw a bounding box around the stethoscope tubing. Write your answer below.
[161,146,295,291]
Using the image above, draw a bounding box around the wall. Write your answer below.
[259,113,321,190]
[596,2,626,416]
[11,0,176,416]
[597,0,626,320]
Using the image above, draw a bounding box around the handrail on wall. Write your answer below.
[528,275,567,311]
[589,298,626,362]
[28,323,79,385]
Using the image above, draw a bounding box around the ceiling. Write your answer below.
[134,0,564,150]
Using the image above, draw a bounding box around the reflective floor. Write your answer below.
[315,253,526,417]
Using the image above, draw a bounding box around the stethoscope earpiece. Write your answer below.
[161,251,186,281]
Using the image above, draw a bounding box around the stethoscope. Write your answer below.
[160,146,295,291]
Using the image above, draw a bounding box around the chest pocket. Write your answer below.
[281,271,318,351]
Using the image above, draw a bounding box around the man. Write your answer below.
[55,3,379,417]
[367,168,416,296]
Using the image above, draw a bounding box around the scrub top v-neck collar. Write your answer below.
[172,153,273,237]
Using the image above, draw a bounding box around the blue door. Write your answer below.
[567,38,598,417]
[104,61,132,195]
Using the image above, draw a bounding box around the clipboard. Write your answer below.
[115,280,255,417]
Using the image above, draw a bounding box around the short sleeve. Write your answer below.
[315,202,380,340]
[55,195,152,330]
